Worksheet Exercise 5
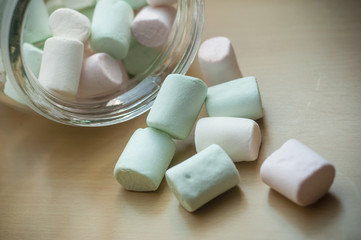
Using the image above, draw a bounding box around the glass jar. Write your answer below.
[0,0,204,126]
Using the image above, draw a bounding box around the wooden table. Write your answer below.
[1,0,361,239]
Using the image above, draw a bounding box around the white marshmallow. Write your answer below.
[114,127,176,191]
[22,43,43,78]
[131,6,176,48]
[49,8,91,43]
[77,53,129,99]
[23,0,52,43]
[38,37,84,97]
[260,139,336,206]
[166,144,240,212]
[63,0,96,10]
[198,36,242,86]
[146,0,177,7]
[195,117,262,162]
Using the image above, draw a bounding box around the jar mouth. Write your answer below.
[1,0,204,126]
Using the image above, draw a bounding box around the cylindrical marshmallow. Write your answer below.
[123,41,160,76]
[198,36,242,86]
[77,53,129,99]
[260,139,336,206]
[131,6,176,48]
[91,0,134,60]
[121,0,147,9]
[22,43,43,78]
[114,127,176,192]
[195,117,262,162]
[49,8,91,43]
[206,76,263,120]
[46,0,65,14]
[38,37,84,97]
[79,6,95,21]
[146,74,207,140]
[23,0,52,43]
[63,0,96,10]
[147,0,177,7]
[4,78,27,105]
[166,144,240,212]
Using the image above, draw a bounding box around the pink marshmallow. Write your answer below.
[260,139,336,206]
[131,6,176,48]
[198,36,242,86]
[77,53,129,99]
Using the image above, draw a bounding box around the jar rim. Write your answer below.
[1,0,204,126]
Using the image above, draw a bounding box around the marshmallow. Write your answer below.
[79,6,95,21]
[38,37,84,97]
[166,144,240,212]
[63,0,96,10]
[198,36,242,86]
[260,139,336,206]
[206,76,263,120]
[123,41,160,76]
[77,53,129,99]
[146,0,177,7]
[22,43,43,78]
[46,0,65,14]
[131,6,176,48]
[195,117,262,162]
[114,127,176,191]
[23,0,52,43]
[146,74,207,140]
[121,0,147,9]
[49,8,91,43]
[91,0,134,60]
[4,78,27,105]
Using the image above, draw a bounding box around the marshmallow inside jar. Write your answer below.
[14,0,204,126]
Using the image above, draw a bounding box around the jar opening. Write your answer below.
[1,0,204,126]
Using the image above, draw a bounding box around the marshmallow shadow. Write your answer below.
[267,189,342,235]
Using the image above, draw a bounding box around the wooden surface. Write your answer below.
[1,0,361,239]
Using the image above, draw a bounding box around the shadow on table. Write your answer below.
[267,189,343,235]
[177,186,245,230]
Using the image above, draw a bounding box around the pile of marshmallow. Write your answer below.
[21,0,177,100]
[114,36,336,212]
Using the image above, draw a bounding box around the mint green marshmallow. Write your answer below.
[124,41,160,75]
[206,76,263,120]
[120,0,147,9]
[147,74,208,140]
[114,127,176,192]
[166,144,240,212]
[91,0,134,60]
[22,43,43,78]
[23,0,52,44]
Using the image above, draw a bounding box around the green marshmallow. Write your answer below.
[91,0,134,60]
[166,144,240,212]
[205,76,264,120]
[4,78,26,105]
[120,0,147,9]
[23,0,52,44]
[22,43,43,78]
[79,6,95,21]
[123,41,160,76]
[146,74,208,140]
[114,127,176,192]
